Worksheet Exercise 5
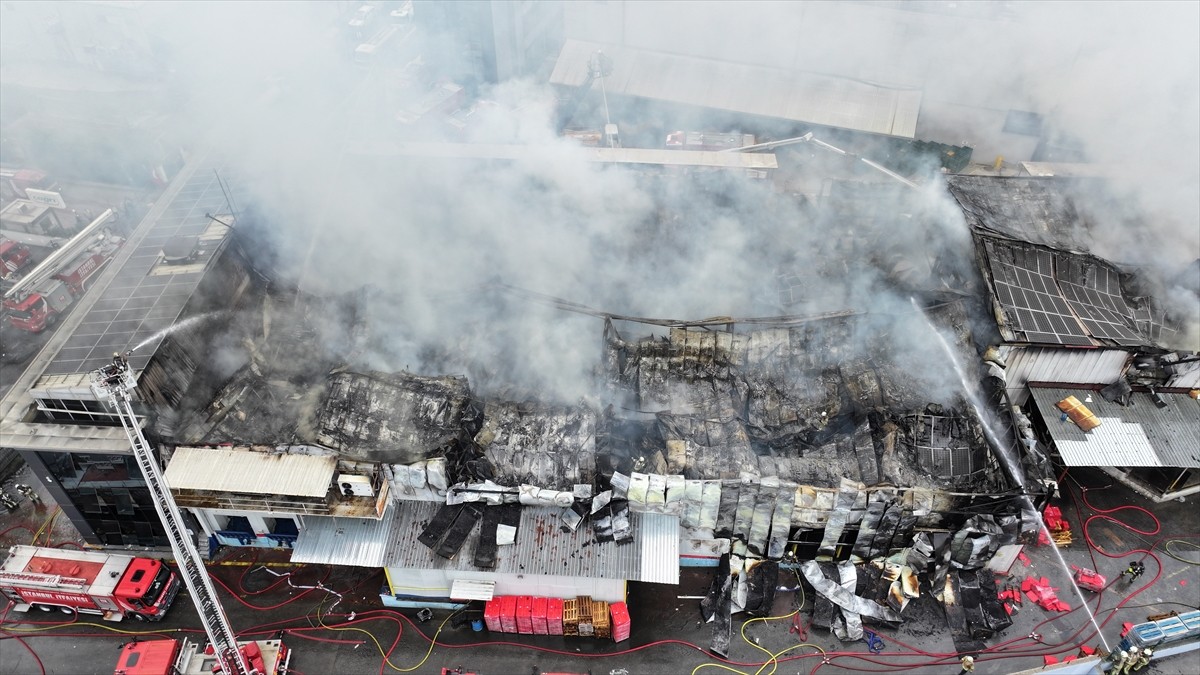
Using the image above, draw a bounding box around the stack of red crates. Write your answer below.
[499,596,518,633]
[484,597,504,632]
[515,595,534,634]
[531,597,548,635]
[610,601,631,643]
[546,597,564,635]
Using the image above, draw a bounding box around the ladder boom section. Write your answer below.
[92,356,253,675]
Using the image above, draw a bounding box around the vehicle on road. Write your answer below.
[0,545,180,622]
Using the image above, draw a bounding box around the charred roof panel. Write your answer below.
[475,401,596,489]
[947,175,1093,250]
[978,237,1164,348]
[314,371,476,465]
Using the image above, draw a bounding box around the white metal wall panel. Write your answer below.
[1000,346,1130,406]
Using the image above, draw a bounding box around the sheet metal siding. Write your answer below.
[550,40,920,137]
[291,504,396,568]
[1030,387,1200,468]
[164,447,336,498]
[638,512,680,585]
[1001,347,1130,406]
[382,502,679,585]
[1167,360,1200,389]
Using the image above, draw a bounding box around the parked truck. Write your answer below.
[0,545,181,622]
[0,237,33,278]
[2,209,121,332]
[114,638,292,675]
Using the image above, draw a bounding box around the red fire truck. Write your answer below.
[0,237,32,278]
[0,545,181,622]
[2,209,121,332]
[114,638,291,675]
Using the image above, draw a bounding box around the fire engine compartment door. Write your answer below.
[40,279,73,312]
[93,595,120,611]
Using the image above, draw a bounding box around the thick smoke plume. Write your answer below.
[4,1,1195,398]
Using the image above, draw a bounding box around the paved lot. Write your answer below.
[1,466,1197,675]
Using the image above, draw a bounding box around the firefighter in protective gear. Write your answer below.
[957,655,975,674]
[1121,560,1145,582]
[1133,647,1152,671]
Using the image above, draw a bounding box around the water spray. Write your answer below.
[909,297,1111,652]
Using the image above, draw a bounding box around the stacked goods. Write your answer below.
[610,602,631,642]
[532,597,549,635]
[516,596,534,634]
[578,596,595,637]
[563,598,580,636]
[484,597,504,632]
[547,598,564,635]
[499,596,518,633]
[592,599,611,639]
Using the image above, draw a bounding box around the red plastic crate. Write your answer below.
[546,598,564,635]
[499,595,518,633]
[610,601,631,643]
[531,596,548,635]
[515,595,534,634]
[484,597,503,632]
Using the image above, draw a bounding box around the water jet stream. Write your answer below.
[909,298,1111,652]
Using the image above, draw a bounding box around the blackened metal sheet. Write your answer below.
[418,504,463,550]
[436,503,483,559]
[473,506,503,568]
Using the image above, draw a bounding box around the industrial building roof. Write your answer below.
[550,39,922,138]
[1029,386,1200,469]
[163,446,337,498]
[41,161,234,378]
[349,142,779,169]
[291,500,679,584]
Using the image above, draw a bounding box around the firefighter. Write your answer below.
[957,655,975,674]
[1121,560,1145,582]
[15,483,39,504]
[1133,647,1152,671]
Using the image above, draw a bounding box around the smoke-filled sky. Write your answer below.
[3,1,1197,400]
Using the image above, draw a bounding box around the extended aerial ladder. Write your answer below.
[91,354,254,675]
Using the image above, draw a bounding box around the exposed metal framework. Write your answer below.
[90,355,252,675]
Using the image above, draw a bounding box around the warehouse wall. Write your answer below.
[384,567,626,604]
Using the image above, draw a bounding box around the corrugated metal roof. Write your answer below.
[1029,387,1200,468]
[550,39,921,138]
[291,503,397,567]
[163,446,336,498]
[378,501,679,585]
[998,346,1130,406]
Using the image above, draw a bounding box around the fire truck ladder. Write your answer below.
[91,355,254,675]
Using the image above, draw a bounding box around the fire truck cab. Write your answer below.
[0,238,33,278]
[0,545,180,622]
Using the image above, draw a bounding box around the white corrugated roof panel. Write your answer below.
[381,502,679,585]
[550,39,922,137]
[164,446,337,498]
[1029,387,1200,468]
[999,347,1130,406]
